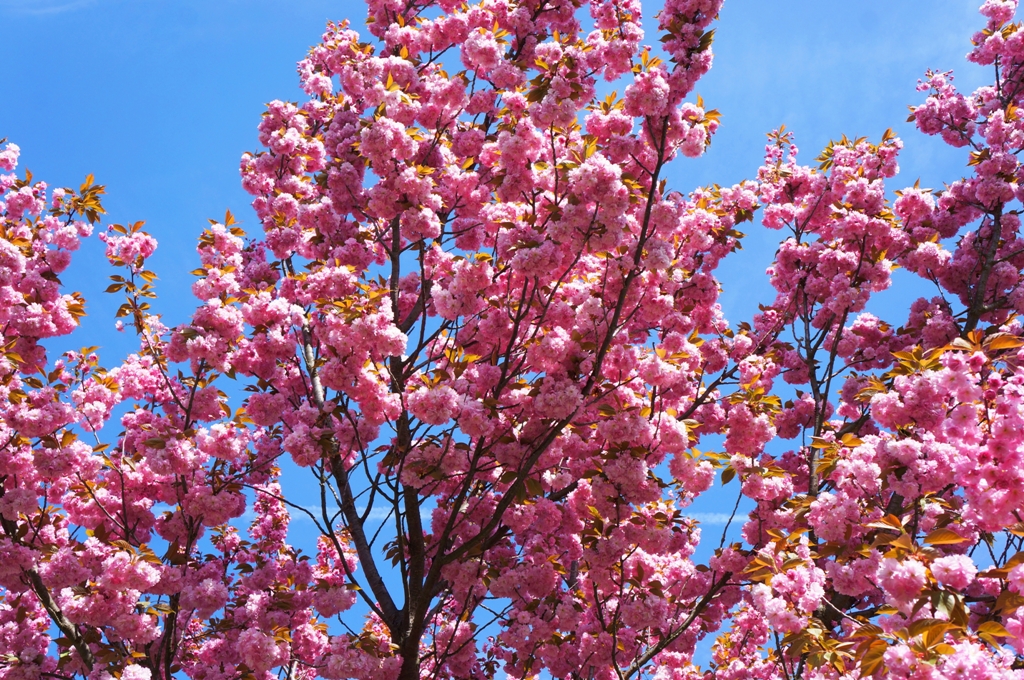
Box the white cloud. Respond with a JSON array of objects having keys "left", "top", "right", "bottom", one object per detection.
[{"left": 689, "top": 512, "right": 737, "bottom": 526}]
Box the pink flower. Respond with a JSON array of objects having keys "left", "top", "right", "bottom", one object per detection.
[
  {"left": 180, "top": 577, "right": 229, "bottom": 618},
  {"left": 462, "top": 29, "right": 501, "bottom": 73},
  {"left": 237, "top": 628, "right": 287, "bottom": 673},
  {"left": 121, "top": 665, "right": 152, "bottom": 680},
  {"left": 407, "top": 385, "right": 459, "bottom": 425},
  {"left": 931, "top": 554, "right": 977, "bottom": 590},
  {"left": 360, "top": 117, "right": 417, "bottom": 165},
  {"left": 980, "top": 0, "right": 1017, "bottom": 25},
  {"left": 401, "top": 206, "right": 442, "bottom": 240},
  {"left": 99, "top": 228, "right": 158, "bottom": 271},
  {"left": 877, "top": 557, "right": 927, "bottom": 611},
  {"left": 0, "top": 142, "right": 19, "bottom": 171},
  {"left": 624, "top": 69, "right": 670, "bottom": 117},
  {"left": 533, "top": 379, "right": 582, "bottom": 420}
]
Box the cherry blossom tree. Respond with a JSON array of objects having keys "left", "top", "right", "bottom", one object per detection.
[{"left": 6, "top": 0, "right": 1024, "bottom": 678}]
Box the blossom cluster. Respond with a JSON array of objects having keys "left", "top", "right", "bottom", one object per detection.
[{"left": 698, "top": 0, "right": 1024, "bottom": 676}]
